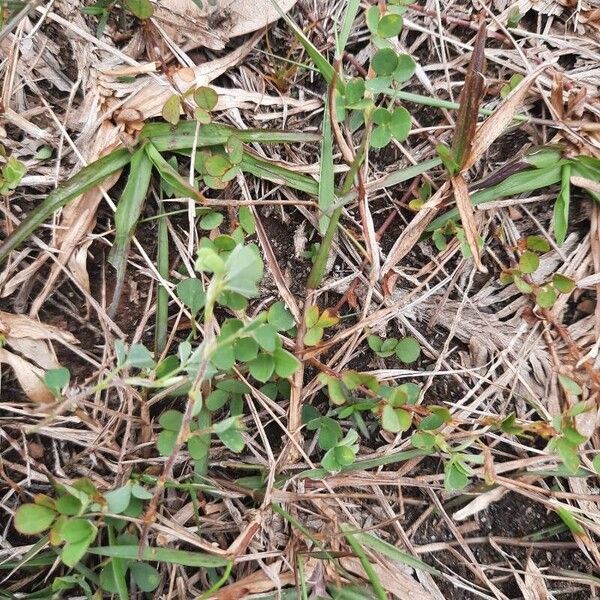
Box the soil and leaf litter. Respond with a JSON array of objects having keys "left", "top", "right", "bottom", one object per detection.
[{"left": 1, "top": 0, "right": 600, "bottom": 597}]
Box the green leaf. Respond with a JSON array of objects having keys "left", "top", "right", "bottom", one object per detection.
[
  {"left": 556, "top": 438, "right": 580, "bottom": 474},
  {"left": 536, "top": 285, "right": 557, "bottom": 309},
  {"left": 159, "top": 410, "right": 183, "bottom": 432},
  {"left": 303, "top": 326, "right": 324, "bottom": 346},
  {"left": 526, "top": 235, "right": 550, "bottom": 252},
  {"left": 211, "top": 344, "right": 235, "bottom": 370},
  {"left": 187, "top": 433, "right": 209, "bottom": 460},
  {"left": 350, "top": 531, "right": 439, "bottom": 575},
  {"left": 60, "top": 520, "right": 97, "bottom": 567},
  {"left": 249, "top": 353, "right": 275, "bottom": 383},
  {"left": 395, "top": 336, "right": 421, "bottom": 363},
  {"left": 157, "top": 430, "right": 177, "bottom": 456},
  {"left": 326, "top": 377, "right": 349, "bottom": 405},
  {"left": 592, "top": 454, "right": 600, "bottom": 475},
  {"left": 513, "top": 275, "right": 532, "bottom": 294},
  {"left": 317, "top": 417, "right": 343, "bottom": 450},
  {"left": 334, "top": 445, "right": 356, "bottom": 466},
  {"left": 14, "top": 504, "right": 56, "bottom": 535},
  {"left": 393, "top": 54, "right": 416, "bottom": 82},
  {"left": 194, "top": 86, "right": 218, "bottom": 111},
  {"left": 367, "top": 335, "right": 383, "bottom": 352},
  {"left": 205, "top": 155, "right": 230, "bottom": 177},
  {"left": 200, "top": 211, "right": 224, "bottom": 230},
  {"left": 253, "top": 324, "right": 279, "bottom": 352},
  {"left": 205, "top": 389, "right": 229, "bottom": 411},
  {"left": 217, "top": 428, "right": 245, "bottom": 452},
  {"left": 125, "top": 0, "right": 153, "bottom": 18},
  {"left": 381, "top": 405, "right": 411, "bottom": 433},
  {"left": 176, "top": 278, "right": 206, "bottom": 314},
  {"left": 370, "top": 125, "right": 392, "bottom": 149},
  {"left": 345, "top": 78, "right": 366, "bottom": 106},
  {"left": 273, "top": 348, "right": 300, "bottom": 378},
  {"left": 444, "top": 459, "right": 470, "bottom": 491},
  {"left": 553, "top": 274, "right": 575, "bottom": 294},
  {"left": 44, "top": 367, "right": 70, "bottom": 396},
  {"left": 161, "top": 95, "right": 181, "bottom": 125},
  {"left": 87, "top": 545, "right": 230, "bottom": 568},
  {"left": 558, "top": 375, "right": 582, "bottom": 395},
  {"left": 377, "top": 13, "right": 403, "bottom": 37},
  {"left": 389, "top": 106, "right": 411, "bottom": 142},
  {"left": 372, "top": 108, "right": 392, "bottom": 125},
  {"left": 365, "top": 6, "right": 380, "bottom": 34},
  {"left": 519, "top": 250, "right": 539, "bottom": 274},
  {"left": 321, "top": 448, "right": 342, "bottom": 473},
  {"left": 224, "top": 244, "right": 264, "bottom": 298},
  {"left": 305, "top": 305, "right": 319, "bottom": 328},
  {"left": 267, "top": 302, "right": 295, "bottom": 331},
  {"left": 234, "top": 337, "right": 259, "bottom": 362},
  {"left": 105, "top": 484, "right": 132, "bottom": 514},
  {"left": 131, "top": 484, "right": 152, "bottom": 500},
  {"left": 127, "top": 343, "right": 155, "bottom": 369},
  {"left": 371, "top": 48, "right": 398, "bottom": 76},
  {"left": 238, "top": 205, "right": 255, "bottom": 234},
  {"left": 410, "top": 431, "right": 436, "bottom": 450},
  {"left": 55, "top": 494, "right": 82, "bottom": 516},
  {"left": 130, "top": 561, "right": 161, "bottom": 592}
]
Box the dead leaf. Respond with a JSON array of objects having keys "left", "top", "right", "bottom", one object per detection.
[
  {"left": 452, "top": 174, "right": 487, "bottom": 272},
  {"left": 0, "top": 311, "right": 77, "bottom": 402},
  {"left": 0, "top": 348, "right": 53, "bottom": 404}
]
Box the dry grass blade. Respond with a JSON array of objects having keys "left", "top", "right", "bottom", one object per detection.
[
  {"left": 452, "top": 174, "right": 487, "bottom": 272},
  {"left": 381, "top": 182, "right": 450, "bottom": 277}
]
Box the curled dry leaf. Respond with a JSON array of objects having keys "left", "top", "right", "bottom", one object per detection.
[{"left": 0, "top": 311, "right": 77, "bottom": 403}]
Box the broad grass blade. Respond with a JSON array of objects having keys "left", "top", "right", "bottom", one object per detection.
[
  {"left": 87, "top": 546, "right": 230, "bottom": 568},
  {"left": 108, "top": 147, "right": 153, "bottom": 316},
  {"left": 0, "top": 148, "right": 132, "bottom": 263},
  {"left": 318, "top": 97, "right": 335, "bottom": 233},
  {"left": 143, "top": 122, "right": 319, "bottom": 152}
]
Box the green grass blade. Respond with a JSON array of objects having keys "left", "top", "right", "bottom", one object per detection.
[
  {"left": 350, "top": 531, "right": 439, "bottom": 575},
  {"left": 143, "top": 122, "right": 319, "bottom": 152},
  {"left": 0, "top": 147, "right": 131, "bottom": 263},
  {"left": 340, "top": 158, "right": 442, "bottom": 206},
  {"left": 155, "top": 199, "right": 169, "bottom": 355},
  {"left": 107, "top": 526, "right": 129, "bottom": 600},
  {"left": 269, "top": 0, "right": 339, "bottom": 89},
  {"left": 339, "top": 524, "right": 387, "bottom": 600},
  {"left": 553, "top": 163, "right": 571, "bottom": 246},
  {"left": 336, "top": 0, "right": 360, "bottom": 58},
  {"left": 571, "top": 156, "right": 600, "bottom": 203},
  {"left": 240, "top": 152, "right": 318, "bottom": 195},
  {"left": 108, "top": 146, "right": 153, "bottom": 317},
  {"left": 428, "top": 163, "right": 564, "bottom": 231},
  {"left": 307, "top": 206, "right": 341, "bottom": 289},
  {"left": 87, "top": 546, "right": 230, "bottom": 568},
  {"left": 318, "top": 96, "right": 335, "bottom": 233},
  {"left": 145, "top": 142, "right": 203, "bottom": 201}
]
